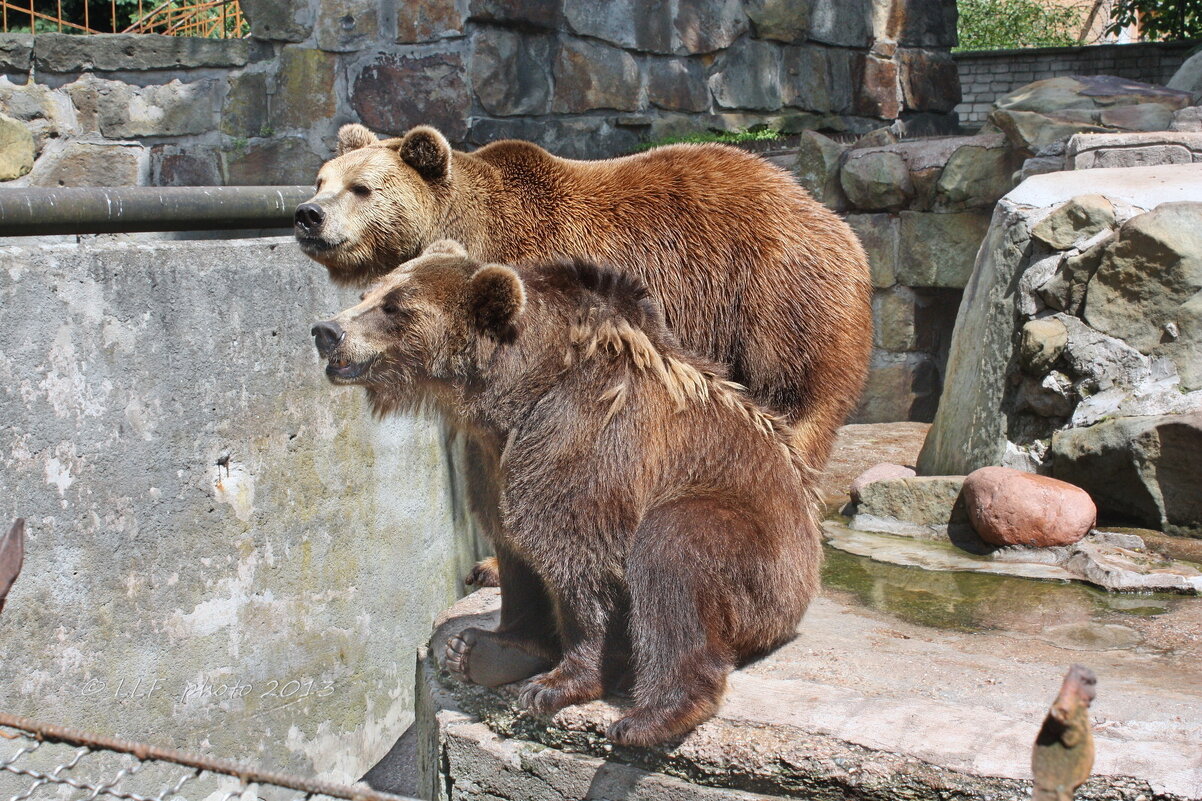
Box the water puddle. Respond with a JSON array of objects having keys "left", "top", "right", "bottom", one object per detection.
[{"left": 822, "top": 537, "right": 1184, "bottom": 648}]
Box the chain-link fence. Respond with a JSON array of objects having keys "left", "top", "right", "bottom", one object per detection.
[{"left": 0, "top": 714, "right": 417, "bottom": 801}]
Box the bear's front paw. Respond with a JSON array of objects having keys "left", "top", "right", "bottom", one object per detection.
[
  {"left": 517, "top": 670, "right": 600, "bottom": 715},
  {"left": 464, "top": 557, "right": 501, "bottom": 588}
]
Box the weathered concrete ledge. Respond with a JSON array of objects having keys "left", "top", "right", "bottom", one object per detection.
[{"left": 416, "top": 590, "right": 1202, "bottom": 801}]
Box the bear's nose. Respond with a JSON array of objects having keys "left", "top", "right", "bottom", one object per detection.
[
  {"left": 311, "top": 320, "right": 344, "bottom": 356},
  {"left": 295, "top": 202, "right": 325, "bottom": 234}
]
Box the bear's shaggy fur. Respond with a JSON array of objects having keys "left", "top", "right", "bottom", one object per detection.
[
  {"left": 313, "top": 242, "right": 822, "bottom": 746},
  {"left": 298, "top": 124, "right": 872, "bottom": 469}
]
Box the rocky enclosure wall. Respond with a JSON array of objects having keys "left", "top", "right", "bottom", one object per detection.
[
  {"left": 955, "top": 41, "right": 1197, "bottom": 127},
  {"left": 0, "top": 237, "right": 483, "bottom": 780},
  {"left": 0, "top": 0, "right": 960, "bottom": 186}
]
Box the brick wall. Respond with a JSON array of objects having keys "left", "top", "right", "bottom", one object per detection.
[
  {"left": 955, "top": 40, "right": 1197, "bottom": 127},
  {"left": 0, "top": 0, "right": 962, "bottom": 188}
]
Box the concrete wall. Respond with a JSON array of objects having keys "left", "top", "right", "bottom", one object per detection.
[
  {"left": 955, "top": 41, "right": 1197, "bottom": 127},
  {"left": 0, "top": 237, "right": 482, "bottom": 782},
  {"left": 0, "top": 0, "right": 960, "bottom": 185}
]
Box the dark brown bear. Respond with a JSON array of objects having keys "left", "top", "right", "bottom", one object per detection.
[{"left": 312, "top": 242, "right": 822, "bottom": 746}]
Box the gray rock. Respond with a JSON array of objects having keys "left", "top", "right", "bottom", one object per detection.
[
  {"left": 935, "top": 142, "right": 1018, "bottom": 210},
  {"left": 990, "top": 109, "right": 1110, "bottom": 152},
  {"left": 472, "top": 28, "right": 553, "bottom": 116},
  {"left": 780, "top": 44, "right": 833, "bottom": 112},
  {"left": 1084, "top": 203, "right": 1202, "bottom": 355},
  {"left": 646, "top": 58, "right": 709, "bottom": 112},
  {"left": 32, "top": 33, "right": 250, "bottom": 72},
  {"left": 240, "top": 0, "right": 311, "bottom": 41},
  {"left": 0, "top": 34, "right": 32, "bottom": 72},
  {"left": 744, "top": 0, "right": 810, "bottom": 41},
  {"left": 1017, "top": 253, "right": 1060, "bottom": 317},
  {"left": 563, "top": 0, "right": 672, "bottom": 53},
  {"left": 1170, "top": 106, "right": 1202, "bottom": 132},
  {"left": 222, "top": 137, "right": 322, "bottom": 186},
  {"left": 1167, "top": 49, "right": 1202, "bottom": 99},
  {"left": 808, "top": 0, "right": 871, "bottom": 47},
  {"left": 151, "top": 145, "right": 221, "bottom": 187},
  {"left": 84, "top": 78, "right": 220, "bottom": 139},
  {"left": 707, "top": 38, "right": 781, "bottom": 111},
  {"left": 872, "top": 285, "right": 920, "bottom": 352},
  {"left": 220, "top": 71, "right": 269, "bottom": 138},
  {"left": 793, "top": 130, "right": 847, "bottom": 210},
  {"left": 1052, "top": 412, "right": 1202, "bottom": 536},
  {"left": 269, "top": 48, "right": 337, "bottom": 132},
  {"left": 1020, "top": 318, "right": 1068, "bottom": 375},
  {"left": 673, "top": 0, "right": 750, "bottom": 53},
  {"left": 896, "top": 210, "right": 991, "bottom": 288},
  {"left": 351, "top": 50, "right": 470, "bottom": 140},
  {"left": 898, "top": 49, "right": 961, "bottom": 114},
  {"left": 468, "top": 0, "right": 559, "bottom": 28},
  {"left": 0, "top": 112, "right": 34, "bottom": 181},
  {"left": 1098, "top": 103, "right": 1176, "bottom": 132},
  {"left": 851, "top": 475, "right": 968, "bottom": 538},
  {"left": 1058, "top": 313, "right": 1153, "bottom": 394},
  {"left": 316, "top": 0, "right": 378, "bottom": 51},
  {"left": 1017, "top": 372, "right": 1073, "bottom": 418},
  {"left": 27, "top": 142, "right": 142, "bottom": 187},
  {"left": 553, "top": 37, "right": 641, "bottom": 113},
  {"left": 1030, "top": 194, "right": 1116, "bottom": 251},
  {"left": 1038, "top": 231, "right": 1113, "bottom": 314},
  {"left": 846, "top": 213, "right": 897, "bottom": 287},
  {"left": 840, "top": 150, "right": 912, "bottom": 211},
  {"left": 852, "top": 350, "right": 940, "bottom": 424},
  {"left": 996, "top": 75, "right": 1192, "bottom": 115},
  {"left": 917, "top": 202, "right": 1031, "bottom": 475}
]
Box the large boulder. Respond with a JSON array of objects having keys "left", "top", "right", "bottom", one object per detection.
[
  {"left": 988, "top": 75, "right": 1193, "bottom": 152},
  {"left": 918, "top": 164, "right": 1202, "bottom": 480},
  {"left": 1167, "top": 49, "right": 1202, "bottom": 99},
  {"left": 962, "top": 467, "right": 1095, "bottom": 548},
  {"left": 1051, "top": 413, "right": 1202, "bottom": 537}
]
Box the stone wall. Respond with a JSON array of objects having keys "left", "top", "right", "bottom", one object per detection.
[
  {"left": 955, "top": 41, "right": 1197, "bottom": 127},
  {"left": 792, "top": 129, "right": 1023, "bottom": 423},
  {"left": 0, "top": 237, "right": 483, "bottom": 781},
  {"left": 0, "top": 0, "right": 960, "bottom": 186}
]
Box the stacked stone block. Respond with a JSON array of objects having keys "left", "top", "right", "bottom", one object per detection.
[
  {"left": 793, "top": 129, "right": 1024, "bottom": 423},
  {"left": 0, "top": 0, "right": 960, "bottom": 186}
]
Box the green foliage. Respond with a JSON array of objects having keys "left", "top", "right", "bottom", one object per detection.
[
  {"left": 635, "top": 127, "right": 785, "bottom": 152},
  {"left": 955, "top": 0, "right": 1082, "bottom": 51},
  {"left": 1108, "top": 0, "right": 1202, "bottom": 40}
]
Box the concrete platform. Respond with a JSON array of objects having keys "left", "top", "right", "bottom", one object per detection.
[{"left": 416, "top": 588, "right": 1202, "bottom": 800}]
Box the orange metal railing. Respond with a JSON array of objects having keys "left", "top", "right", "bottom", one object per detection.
[{"left": 0, "top": 0, "right": 247, "bottom": 37}]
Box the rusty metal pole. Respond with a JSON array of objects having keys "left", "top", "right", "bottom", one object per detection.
[{"left": 0, "top": 186, "right": 312, "bottom": 236}]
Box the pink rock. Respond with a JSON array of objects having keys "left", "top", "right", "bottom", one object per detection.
[
  {"left": 963, "top": 467, "right": 1096, "bottom": 548},
  {"left": 850, "top": 463, "right": 917, "bottom": 501}
]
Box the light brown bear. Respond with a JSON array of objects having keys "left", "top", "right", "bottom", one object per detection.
[
  {"left": 296, "top": 124, "right": 872, "bottom": 469},
  {"left": 311, "top": 242, "right": 822, "bottom": 746},
  {"left": 297, "top": 125, "right": 868, "bottom": 686}
]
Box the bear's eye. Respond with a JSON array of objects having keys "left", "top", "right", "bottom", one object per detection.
[
  {"left": 381, "top": 301, "right": 401, "bottom": 316},
  {"left": 351, "top": 184, "right": 371, "bottom": 198}
]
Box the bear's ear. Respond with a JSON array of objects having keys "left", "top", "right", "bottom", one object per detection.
[
  {"left": 337, "top": 124, "right": 379, "bottom": 155},
  {"left": 467, "top": 265, "right": 525, "bottom": 339},
  {"left": 422, "top": 239, "right": 468, "bottom": 258},
  {"left": 399, "top": 126, "right": 452, "bottom": 182}
]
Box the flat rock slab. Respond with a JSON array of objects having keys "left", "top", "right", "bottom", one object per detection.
[{"left": 416, "top": 589, "right": 1202, "bottom": 800}]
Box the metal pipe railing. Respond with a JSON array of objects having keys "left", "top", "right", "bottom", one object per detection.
[{"left": 0, "top": 186, "right": 311, "bottom": 236}]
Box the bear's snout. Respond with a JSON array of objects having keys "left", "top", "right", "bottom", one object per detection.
[
  {"left": 295, "top": 202, "right": 326, "bottom": 235},
  {"left": 311, "top": 320, "right": 344, "bottom": 356}
]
